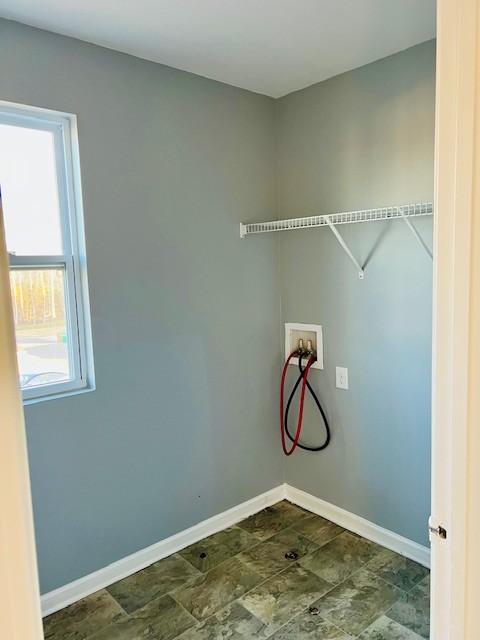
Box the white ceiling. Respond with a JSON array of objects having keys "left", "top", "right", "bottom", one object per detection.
[{"left": 0, "top": 0, "right": 436, "bottom": 98}]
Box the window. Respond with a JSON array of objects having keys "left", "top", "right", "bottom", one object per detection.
[{"left": 0, "top": 103, "right": 94, "bottom": 402}]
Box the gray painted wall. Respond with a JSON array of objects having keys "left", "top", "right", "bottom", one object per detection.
[
  {"left": 276, "top": 41, "right": 435, "bottom": 546},
  {"left": 0, "top": 19, "right": 434, "bottom": 592},
  {"left": 0, "top": 19, "right": 282, "bottom": 593}
]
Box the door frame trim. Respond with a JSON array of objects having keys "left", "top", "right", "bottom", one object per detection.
[
  {"left": 0, "top": 196, "right": 44, "bottom": 639},
  {"left": 431, "top": 0, "right": 480, "bottom": 637}
]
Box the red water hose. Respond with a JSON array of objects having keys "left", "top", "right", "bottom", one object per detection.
[{"left": 280, "top": 352, "right": 316, "bottom": 456}]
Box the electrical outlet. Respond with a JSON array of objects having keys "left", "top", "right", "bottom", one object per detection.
[{"left": 336, "top": 366, "right": 348, "bottom": 390}]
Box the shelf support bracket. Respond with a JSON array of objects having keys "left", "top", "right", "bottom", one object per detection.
[
  {"left": 325, "top": 216, "right": 364, "bottom": 279},
  {"left": 401, "top": 214, "right": 433, "bottom": 260}
]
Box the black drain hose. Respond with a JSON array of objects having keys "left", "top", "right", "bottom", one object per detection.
[{"left": 284, "top": 354, "right": 331, "bottom": 451}]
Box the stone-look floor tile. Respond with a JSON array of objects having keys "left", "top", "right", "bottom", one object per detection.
[
  {"left": 44, "top": 510, "right": 431, "bottom": 640},
  {"left": 238, "top": 528, "right": 319, "bottom": 578},
  {"left": 358, "top": 615, "right": 424, "bottom": 639},
  {"left": 366, "top": 549, "right": 429, "bottom": 591},
  {"left": 177, "top": 601, "right": 266, "bottom": 640},
  {"left": 43, "top": 589, "right": 126, "bottom": 640},
  {"left": 267, "top": 608, "right": 353, "bottom": 639},
  {"left": 236, "top": 501, "right": 309, "bottom": 541},
  {"left": 179, "top": 526, "right": 256, "bottom": 573},
  {"left": 299, "top": 531, "right": 382, "bottom": 585},
  {"left": 313, "top": 569, "right": 402, "bottom": 636},
  {"left": 107, "top": 554, "right": 200, "bottom": 613},
  {"left": 386, "top": 575, "right": 430, "bottom": 639},
  {"left": 291, "top": 515, "right": 345, "bottom": 547},
  {"left": 86, "top": 594, "right": 196, "bottom": 640},
  {"left": 173, "top": 557, "right": 263, "bottom": 621},
  {"left": 239, "top": 564, "right": 333, "bottom": 635}
]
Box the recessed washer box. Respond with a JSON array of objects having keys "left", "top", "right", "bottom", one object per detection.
[{"left": 285, "top": 323, "right": 324, "bottom": 370}]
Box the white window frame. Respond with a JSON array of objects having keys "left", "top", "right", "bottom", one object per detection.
[{"left": 1, "top": 101, "right": 94, "bottom": 403}]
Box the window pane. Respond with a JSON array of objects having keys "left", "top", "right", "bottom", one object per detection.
[
  {"left": 9, "top": 269, "right": 71, "bottom": 389},
  {"left": 0, "top": 123, "right": 63, "bottom": 255}
]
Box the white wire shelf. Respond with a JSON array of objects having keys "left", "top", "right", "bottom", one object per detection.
[
  {"left": 240, "top": 202, "right": 433, "bottom": 279},
  {"left": 240, "top": 202, "right": 433, "bottom": 238}
]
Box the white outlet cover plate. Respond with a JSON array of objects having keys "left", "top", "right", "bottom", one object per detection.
[
  {"left": 336, "top": 366, "right": 349, "bottom": 390},
  {"left": 285, "top": 322, "right": 324, "bottom": 370}
]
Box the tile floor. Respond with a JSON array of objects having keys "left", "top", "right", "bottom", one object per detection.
[{"left": 43, "top": 501, "right": 430, "bottom": 640}]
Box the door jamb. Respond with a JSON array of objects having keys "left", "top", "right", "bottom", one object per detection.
[
  {"left": 431, "top": 0, "right": 480, "bottom": 638},
  {"left": 0, "top": 196, "right": 44, "bottom": 639}
]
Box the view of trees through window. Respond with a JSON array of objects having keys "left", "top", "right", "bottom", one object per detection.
[{"left": 9, "top": 269, "right": 70, "bottom": 388}]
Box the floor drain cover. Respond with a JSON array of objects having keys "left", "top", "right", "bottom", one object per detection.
[
  {"left": 284, "top": 550, "right": 298, "bottom": 560},
  {"left": 308, "top": 606, "right": 320, "bottom": 616}
]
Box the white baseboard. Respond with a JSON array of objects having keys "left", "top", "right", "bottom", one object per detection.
[
  {"left": 41, "top": 482, "right": 430, "bottom": 617},
  {"left": 40, "top": 484, "right": 285, "bottom": 617},
  {"left": 284, "top": 485, "right": 430, "bottom": 568}
]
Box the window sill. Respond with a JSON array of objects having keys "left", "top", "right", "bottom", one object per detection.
[{"left": 23, "top": 383, "right": 96, "bottom": 406}]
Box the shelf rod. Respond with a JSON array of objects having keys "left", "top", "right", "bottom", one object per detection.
[
  {"left": 325, "top": 216, "right": 364, "bottom": 279},
  {"left": 401, "top": 214, "right": 433, "bottom": 260}
]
